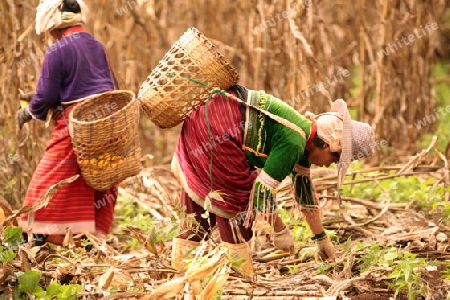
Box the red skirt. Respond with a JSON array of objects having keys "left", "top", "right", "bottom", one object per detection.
[
  {"left": 19, "top": 106, "right": 117, "bottom": 235},
  {"left": 172, "top": 92, "right": 257, "bottom": 218}
]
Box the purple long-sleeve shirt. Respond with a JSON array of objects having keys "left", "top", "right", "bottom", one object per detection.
[{"left": 29, "top": 31, "right": 115, "bottom": 120}]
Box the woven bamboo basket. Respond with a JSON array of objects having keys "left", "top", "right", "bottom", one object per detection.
[
  {"left": 69, "top": 90, "right": 142, "bottom": 191},
  {"left": 138, "top": 27, "right": 239, "bottom": 128}
]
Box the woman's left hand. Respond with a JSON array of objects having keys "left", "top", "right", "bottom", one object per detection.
[{"left": 273, "top": 226, "right": 295, "bottom": 253}]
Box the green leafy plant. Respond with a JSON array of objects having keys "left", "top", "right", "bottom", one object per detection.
[
  {"left": 14, "top": 271, "right": 82, "bottom": 300},
  {"left": 290, "top": 220, "right": 313, "bottom": 244},
  {"left": 4, "top": 226, "right": 23, "bottom": 249},
  {"left": 341, "top": 166, "right": 450, "bottom": 222},
  {"left": 0, "top": 227, "right": 83, "bottom": 299},
  {"left": 0, "top": 246, "right": 16, "bottom": 263},
  {"left": 354, "top": 242, "right": 400, "bottom": 276},
  {"left": 16, "top": 270, "right": 42, "bottom": 295},
  {"left": 387, "top": 252, "right": 428, "bottom": 300},
  {"left": 114, "top": 194, "right": 182, "bottom": 249},
  {"left": 286, "top": 264, "right": 299, "bottom": 275},
  {"left": 32, "top": 280, "right": 82, "bottom": 300},
  {"left": 0, "top": 226, "right": 21, "bottom": 264},
  {"left": 355, "top": 241, "right": 384, "bottom": 273},
  {"left": 80, "top": 237, "right": 92, "bottom": 249},
  {"left": 227, "top": 254, "right": 246, "bottom": 270},
  {"left": 439, "top": 261, "right": 450, "bottom": 280},
  {"left": 314, "top": 262, "right": 327, "bottom": 275},
  {"left": 353, "top": 241, "right": 428, "bottom": 299},
  {"left": 279, "top": 210, "right": 315, "bottom": 245}
]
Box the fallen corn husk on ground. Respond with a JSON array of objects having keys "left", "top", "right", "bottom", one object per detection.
[{"left": 141, "top": 245, "right": 230, "bottom": 300}]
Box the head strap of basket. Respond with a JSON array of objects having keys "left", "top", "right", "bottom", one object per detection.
[{"left": 138, "top": 27, "right": 239, "bottom": 128}]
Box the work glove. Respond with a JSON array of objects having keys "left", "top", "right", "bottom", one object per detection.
[
  {"left": 273, "top": 226, "right": 295, "bottom": 253},
  {"left": 16, "top": 107, "right": 33, "bottom": 129},
  {"left": 19, "top": 93, "right": 35, "bottom": 101},
  {"left": 314, "top": 234, "right": 335, "bottom": 262}
]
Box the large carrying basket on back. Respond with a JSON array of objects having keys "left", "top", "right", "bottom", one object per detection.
[
  {"left": 138, "top": 27, "right": 239, "bottom": 128},
  {"left": 69, "top": 90, "right": 142, "bottom": 191}
]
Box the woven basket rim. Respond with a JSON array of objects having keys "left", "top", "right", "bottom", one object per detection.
[
  {"left": 180, "top": 27, "right": 238, "bottom": 80},
  {"left": 137, "top": 27, "right": 239, "bottom": 100},
  {"left": 69, "top": 90, "right": 136, "bottom": 126}
]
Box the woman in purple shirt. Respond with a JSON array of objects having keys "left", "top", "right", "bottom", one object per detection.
[{"left": 16, "top": 0, "right": 118, "bottom": 246}]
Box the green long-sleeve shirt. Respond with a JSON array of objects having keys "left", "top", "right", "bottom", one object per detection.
[{"left": 242, "top": 90, "right": 317, "bottom": 206}]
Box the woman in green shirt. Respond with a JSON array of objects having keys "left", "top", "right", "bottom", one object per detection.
[{"left": 171, "top": 85, "right": 376, "bottom": 275}]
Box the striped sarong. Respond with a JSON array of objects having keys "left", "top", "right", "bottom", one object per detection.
[
  {"left": 172, "top": 91, "right": 258, "bottom": 218},
  {"left": 19, "top": 106, "right": 117, "bottom": 235}
]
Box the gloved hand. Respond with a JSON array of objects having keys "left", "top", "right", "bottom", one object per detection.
[
  {"left": 19, "top": 93, "right": 34, "bottom": 109},
  {"left": 19, "top": 93, "right": 35, "bottom": 101},
  {"left": 16, "top": 107, "right": 33, "bottom": 129},
  {"left": 273, "top": 226, "right": 295, "bottom": 253},
  {"left": 315, "top": 234, "right": 335, "bottom": 262}
]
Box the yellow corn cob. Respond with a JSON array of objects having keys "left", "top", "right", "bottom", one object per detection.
[
  {"left": 20, "top": 100, "right": 29, "bottom": 108},
  {"left": 78, "top": 153, "right": 123, "bottom": 173}
]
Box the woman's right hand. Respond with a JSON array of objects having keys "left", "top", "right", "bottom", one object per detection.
[
  {"left": 315, "top": 235, "right": 335, "bottom": 262},
  {"left": 19, "top": 93, "right": 35, "bottom": 101}
]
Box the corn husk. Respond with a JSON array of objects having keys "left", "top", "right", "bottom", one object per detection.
[
  {"left": 98, "top": 267, "right": 115, "bottom": 290},
  {"left": 144, "top": 277, "right": 186, "bottom": 300},
  {"left": 184, "top": 247, "right": 228, "bottom": 282},
  {"left": 199, "top": 264, "right": 231, "bottom": 300}
]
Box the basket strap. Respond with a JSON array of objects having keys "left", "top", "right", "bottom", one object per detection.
[
  {"left": 102, "top": 47, "right": 120, "bottom": 90},
  {"left": 222, "top": 91, "right": 307, "bottom": 140}
]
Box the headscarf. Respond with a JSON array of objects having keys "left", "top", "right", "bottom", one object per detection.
[
  {"left": 306, "top": 99, "right": 376, "bottom": 189},
  {"left": 36, "top": 0, "right": 89, "bottom": 34},
  {"left": 315, "top": 112, "right": 344, "bottom": 153}
]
